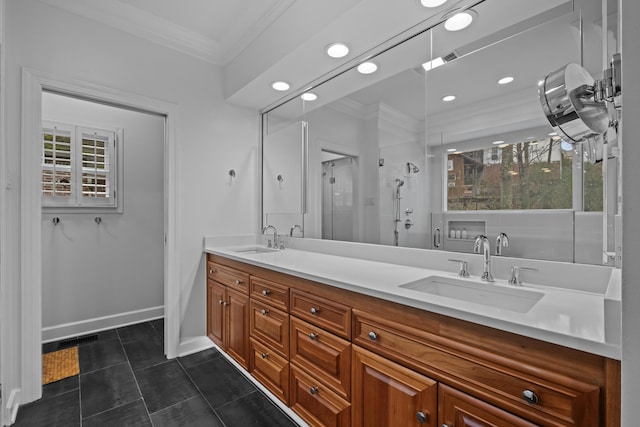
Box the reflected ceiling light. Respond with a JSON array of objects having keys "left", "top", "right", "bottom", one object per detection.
[
  {"left": 549, "top": 132, "right": 557, "bottom": 136},
  {"left": 357, "top": 62, "right": 378, "bottom": 74},
  {"left": 442, "top": 95, "right": 456, "bottom": 102},
  {"left": 498, "top": 76, "right": 514, "bottom": 85},
  {"left": 498, "top": 143, "right": 509, "bottom": 148},
  {"left": 422, "top": 57, "right": 445, "bottom": 71},
  {"left": 326, "top": 42, "right": 349, "bottom": 58},
  {"left": 444, "top": 9, "right": 476, "bottom": 31},
  {"left": 271, "top": 81, "right": 290, "bottom": 91},
  {"left": 301, "top": 92, "right": 317, "bottom": 101},
  {"left": 420, "top": 0, "right": 447, "bottom": 7},
  {"left": 447, "top": 148, "right": 457, "bottom": 152},
  {"left": 492, "top": 140, "right": 505, "bottom": 145}
]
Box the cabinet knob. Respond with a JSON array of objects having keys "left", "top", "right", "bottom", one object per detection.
[
  {"left": 262, "top": 289, "right": 270, "bottom": 296},
  {"left": 441, "top": 425, "right": 451, "bottom": 427},
  {"left": 261, "top": 352, "right": 268, "bottom": 359},
  {"left": 260, "top": 309, "right": 269, "bottom": 315},
  {"left": 209, "top": 268, "right": 216, "bottom": 274},
  {"left": 368, "top": 331, "right": 378, "bottom": 341},
  {"left": 218, "top": 300, "right": 226, "bottom": 305},
  {"left": 309, "top": 332, "right": 318, "bottom": 340},
  {"left": 235, "top": 279, "right": 244, "bottom": 285},
  {"left": 416, "top": 411, "right": 428, "bottom": 423},
  {"left": 310, "top": 307, "right": 320, "bottom": 315},
  {"left": 522, "top": 389, "right": 539, "bottom": 405},
  {"left": 309, "top": 386, "right": 318, "bottom": 395}
]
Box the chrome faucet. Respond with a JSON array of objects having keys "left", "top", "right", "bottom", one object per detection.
[
  {"left": 508, "top": 266, "right": 538, "bottom": 286},
  {"left": 262, "top": 225, "right": 278, "bottom": 248},
  {"left": 496, "top": 232, "right": 509, "bottom": 256},
  {"left": 289, "top": 224, "right": 303, "bottom": 237},
  {"left": 473, "top": 235, "right": 494, "bottom": 282}
]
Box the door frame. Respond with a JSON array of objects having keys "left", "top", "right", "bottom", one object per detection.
[{"left": 20, "top": 68, "right": 180, "bottom": 403}]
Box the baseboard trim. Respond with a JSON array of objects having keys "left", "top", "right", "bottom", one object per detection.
[
  {"left": 41, "top": 306, "right": 164, "bottom": 343},
  {"left": 7, "top": 388, "right": 20, "bottom": 425},
  {"left": 178, "top": 336, "right": 214, "bottom": 357}
]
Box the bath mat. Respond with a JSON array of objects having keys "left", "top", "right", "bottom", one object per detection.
[{"left": 42, "top": 347, "right": 79, "bottom": 385}]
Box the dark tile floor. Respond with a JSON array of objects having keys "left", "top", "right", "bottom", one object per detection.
[{"left": 15, "top": 319, "right": 300, "bottom": 426}]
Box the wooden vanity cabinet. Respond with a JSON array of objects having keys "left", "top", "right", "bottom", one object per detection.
[{"left": 206, "top": 254, "right": 620, "bottom": 427}]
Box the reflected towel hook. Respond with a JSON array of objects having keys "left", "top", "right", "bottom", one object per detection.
[
  {"left": 228, "top": 169, "right": 236, "bottom": 178},
  {"left": 95, "top": 217, "right": 102, "bottom": 225},
  {"left": 52, "top": 217, "right": 60, "bottom": 226},
  {"left": 277, "top": 174, "right": 284, "bottom": 183}
]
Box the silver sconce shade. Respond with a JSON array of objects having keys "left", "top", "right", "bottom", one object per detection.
[{"left": 538, "top": 63, "right": 609, "bottom": 143}]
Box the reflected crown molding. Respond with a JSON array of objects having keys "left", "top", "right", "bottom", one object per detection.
[{"left": 328, "top": 98, "right": 423, "bottom": 143}]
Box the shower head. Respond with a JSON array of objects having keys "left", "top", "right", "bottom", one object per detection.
[
  {"left": 395, "top": 179, "right": 405, "bottom": 188},
  {"left": 407, "top": 162, "right": 420, "bottom": 174}
]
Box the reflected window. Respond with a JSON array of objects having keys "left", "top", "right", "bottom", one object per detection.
[{"left": 447, "top": 138, "right": 603, "bottom": 211}]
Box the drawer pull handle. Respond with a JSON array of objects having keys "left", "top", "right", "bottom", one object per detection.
[
  {"left": 369, "top": 331, "right": 378, "bottom": 341},
  {"left": 262, "top": 289, "right": 270, "bottom": 296},
  {"left": 522, "top": 389, "right": 539, "bottom": 405},
  {"left": 310, "top": 307, "right": 320, "bottom": 315},
  {"left": 309, "top": 386, "right": 318, "bottom": 395},
  {"left": 219, "top": 300, "right": 229, "bottom": 306},
  {"left": 441, "top": 425, "right": 450, "bottom": 427},
  {"left": 260, "top": 309, "right": 269, "bottom": 315},
  {"left": 261, "top": 352, "right": 268, "bottom": 359},
  {"left": 235, "top": 279, "right": 244, "bottom": 285},
  {"left": 309, "top": 332, "right": 318, "bottom": 340},
  {"left": 416, "top": 411, "right": 428, "bottom": 423}
]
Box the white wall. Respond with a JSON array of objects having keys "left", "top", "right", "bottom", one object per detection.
[
  {"left": 40, "top": 93, "right": 164, "bottom": 340},
  {"left": 2, "top": 0, "right": 259, "bottom": 406},
  {"left": 621, "top": 0, "right": 640, "bottom": 423}
]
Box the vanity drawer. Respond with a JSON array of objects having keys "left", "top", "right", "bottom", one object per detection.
[
  {"left": 207, "top": 262, "right": 249, "bottom": 294},
  {"left": 290, "top": 289, "right": 351, "bottom": 339},
  {"left": 249, "top": 299, "right": 289, "bottom": 357},
  {"left": 249, "top": 338, "right": 289, "bottom": 405},
  {"left": 290, "top": 316, "right": 351, "bottom": 400},
  {"left": 289, "top": 364, "right": 351, "bottom": 427},
  {"left": 353, "top": 310, "right": 600, "bottom": 426},
  {"left": 250, "top": 276, "right": 289, "bottom": 312}
]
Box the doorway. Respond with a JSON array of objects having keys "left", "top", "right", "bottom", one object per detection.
[
  {"left": 40, "top": 92, "right": 165, "bottom": 342},
  {"left": 321, "top": 151, "right": 356, "bottom": 241},
  {"left": 19, "top": 69, "right": 179, "bottom": 404}
]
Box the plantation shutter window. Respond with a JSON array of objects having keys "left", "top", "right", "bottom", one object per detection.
[{"left": 42, "top": 121, "right": 118, "bottom": 209}]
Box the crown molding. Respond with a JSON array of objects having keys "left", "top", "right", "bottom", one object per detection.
[{"left": 37, "top": 0, "right": 294, "bottom": 65}]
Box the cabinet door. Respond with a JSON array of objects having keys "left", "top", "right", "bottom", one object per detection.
[
  {"left": 352, "top": 345, "right": 437, "bottom": 427},
  {"left": 249, "top": 338, "right": 289, "bottom": 404},
  {"left": 226, "top": 287, "right": 250, "bottom": 369},
  {"left": 207, "top": 280, "right": 225, "bottom": 348},
  {"left": 290, "top": 364, "right": 351, "bottom": 427},
  {"left": 439, "top": 384, "right": 538, "bottom": 427}
]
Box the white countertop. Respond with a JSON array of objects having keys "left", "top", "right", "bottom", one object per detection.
[{"left": 204, "top": 235, "right": 621, "bottom": 360}]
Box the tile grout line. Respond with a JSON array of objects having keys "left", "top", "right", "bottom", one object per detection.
[{"left": 120, "top": 325, "right": 157, "bottom": 427}]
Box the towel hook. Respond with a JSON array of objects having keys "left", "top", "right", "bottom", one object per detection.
[
  {"left": 52, "top": 217, "right": 60, "bottom": 226},
  {"left": 94, "top": 217, "right": 102, "bottom": 225}
]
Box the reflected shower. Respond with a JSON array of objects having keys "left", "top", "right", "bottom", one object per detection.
[{"left": 406, "top": 162, "right": 420, "bottom": 174}]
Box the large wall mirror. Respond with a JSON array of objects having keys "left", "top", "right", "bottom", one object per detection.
[{"left": 261, "top": 0, "right": 620, "bottom": 266}]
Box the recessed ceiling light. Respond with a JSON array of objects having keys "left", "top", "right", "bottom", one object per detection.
[
  {"left": 422, "top": 57, "right": 445, "bottom": 71},
  {"left": 498, "top": 76, "right": 514, "bottom": 85},
  {"left": 326, "top": 43, "right": 349, "bottom": 58},
  {"left": 492, "top": 140, "right": 505, "bottom": 145},
  {"left": 301, "top": 92, "right": 317, "bottom": 101},
  {"left": 420, "top": 0, "right": 447, "bottom": 7},
  {"left": 442, "top": 95, "right": 456, "bottom": 102},
  {"left": 444, "top": 10, "right": 475, "bottom": 31},
  {"left": 357, "top": 62, "right": 378, "bottom": 74},
  {"left": 271, "top": 81, "right": 290, "bottom": 91},
  {"left": 447, "top": 148, "right": 457, "bottom": 152}
]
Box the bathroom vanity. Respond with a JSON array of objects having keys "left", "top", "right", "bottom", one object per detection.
[{"left": 204, "top": 236, "right": 620, "bottom": 427}]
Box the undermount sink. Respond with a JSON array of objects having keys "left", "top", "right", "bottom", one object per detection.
[
  {"left": 399, "top": 276, "right": 544, "bottom": 313},
  {"left": 232, "top": 246, "right": 280, "bottom": 255}
]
